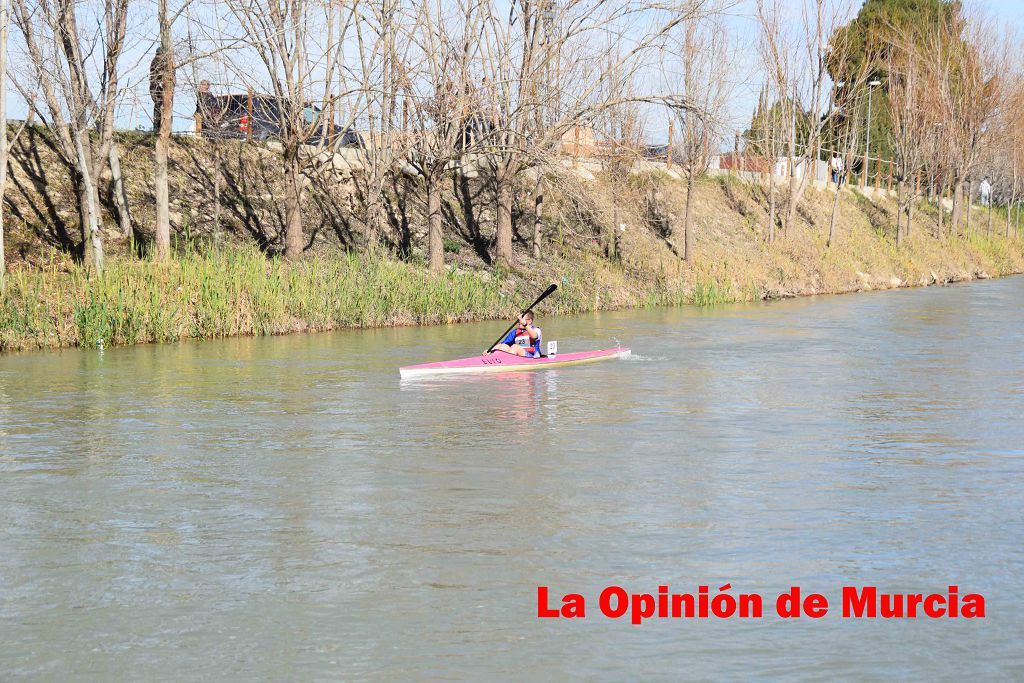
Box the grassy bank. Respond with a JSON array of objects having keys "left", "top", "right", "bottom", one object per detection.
[
  {"left": 5, "top": 166, "right": 1024, "bottom": 353},
  {"left": 1, "top": 248, "right": 499, "bottom": 351},
  {"left": 1, "top": 244, "right": 756, "bottom": 351},
  {"left": 3, "top": 230, "right": 1021, "bottom": 353}
]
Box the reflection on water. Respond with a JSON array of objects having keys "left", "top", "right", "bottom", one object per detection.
[
  {"left": 2, "top": 279, "right": 1024, "bottom": 679},
  {"left": 402, "top": 370, "right": 557, "bottom": 425}
]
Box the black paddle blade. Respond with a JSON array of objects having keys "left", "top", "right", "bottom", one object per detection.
[{"left": 533, "top": 283, "right": 557, "bottom": 308}]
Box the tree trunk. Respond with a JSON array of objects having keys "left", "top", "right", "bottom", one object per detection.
[
  {"left": 532, "top": 177, "right": 543, "bottom": 259},
  {"left": 213, "top": 143, "right": 222, "bottom": 240},
  {"left": 283, "top": 149, "right": 304, "bottom": 260},
  {"left": 608, "top": 203, "right": 619, "bottom": 260},
  {"left": 77, "top": 177, "right": 91, "bottom": 264},
  {"left": 108, "top": 141, "right": 133, "bottom": 240},
  {"left": 1007, "top": 194, "right": 1015, "bottom": 240},
  {"left": 784, "top": 108, "right": 796, "bottom": 237},
  {"left": 987, "top": 202, "right": 993, "bottom": 237},
  {"left": 785, "top": 164, "right": 798, "bottom": 237},
  {"left": 90, "top": 182, "right": 104, "bottom": 269},
  {"left": 0, "top": 0, "right": 7, "bottom": 281},
  {"left": 74, "top": 135, "right": 104, "bottom": 271},
  {"left": 895, "top": 181, "right": 904, "bottom": 246},
  {"left": 154, "top": 132, "right": 171, "bottom": 258},
  {"left": 905, "top": 195, "right": 913, "bottom": 243},
  {"left": 154, "top": 0, "right": 173, "bottom": 260},
  {"left": 682, "top": 168, "right": 696, "bottom": 261},
  {"left": 494, "top": 177, "right": 513, "bottom": 265},
  {"left": 951, "top": 177, "right": 963, "bottom": 237},
  {"left": 965, "top": 180, "right": 972, "bottom": 236},
  {"left": 427, "top": 178, "right": 443, "bottom": 272},
  {"left": 827, "top": 185, "right": 842, "bottom": 248},
  {"left": 767, "top": 172, "right": 776, "bottom": 244},
  {"left": 936, "top": 182, "right": 944, "bottom": 238},
  {"left": 364, "top": 195, "right": 383, "bottom": 249}
]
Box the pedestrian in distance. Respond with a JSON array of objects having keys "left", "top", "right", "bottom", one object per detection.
[
  {"left": 831, "top": 153, "right": 845, "bottom": 186},
  {"left": 979, "top": 177, "right": 992, "bottom": 207}
]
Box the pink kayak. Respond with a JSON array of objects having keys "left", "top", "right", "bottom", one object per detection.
[{"left": 399, "top": 347, "right": 631, "bottom": 379}]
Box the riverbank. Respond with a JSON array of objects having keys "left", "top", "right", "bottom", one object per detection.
[
  {"left": 3, "top": 138, "right": 1024, "bottom": 351},
  {"left": 3, "top": 206, "right": 1022, "bottom": 352}
]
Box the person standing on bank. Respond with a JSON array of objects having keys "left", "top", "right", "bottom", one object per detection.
[
  {"left": 980, "top": 177, "right": 992, "bottom": 207},
  {"left": 831, "top": 153, "right": 845, "bottom": 186}
]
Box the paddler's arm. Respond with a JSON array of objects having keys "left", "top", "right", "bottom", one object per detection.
[{"left": 486, "top": 328, "right": 516, "bottom": 354}]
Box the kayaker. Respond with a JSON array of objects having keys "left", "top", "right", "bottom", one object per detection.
[{"left": 489, "top": 311, "right": 543, "bottom": 357}]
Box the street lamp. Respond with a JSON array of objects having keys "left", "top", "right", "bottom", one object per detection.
[{"left": 864, "top": 79, "right": 882, "bottom": 188}]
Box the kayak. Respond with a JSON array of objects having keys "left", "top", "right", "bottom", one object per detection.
[{"left": 399, "top": 347, "right": 631, "bottom": 379}]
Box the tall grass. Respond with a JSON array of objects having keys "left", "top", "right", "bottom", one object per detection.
[
  {"left": 689, "top": 277, "right": 732, "bottom": 306},
  {"left": 0, "top": 247, "right": 510, "bottom": 351},
  {"left": 0, "top": 242, "right": 755, "bottom": 352}
]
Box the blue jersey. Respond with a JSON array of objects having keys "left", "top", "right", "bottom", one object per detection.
[{"left": 503, "top": 325, "right": 542, "bottom": 357}]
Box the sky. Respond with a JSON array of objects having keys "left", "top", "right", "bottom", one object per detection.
[
  {"left": 650, "top": 0, "right": 1024, "bottom": 147},
  {"left": 3, "top": 0, "right": 1024, "bottom": 142}
]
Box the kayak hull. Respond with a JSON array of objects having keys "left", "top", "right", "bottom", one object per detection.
[{"left": 399, "top": 347, "right": 630, "bottom": 379}]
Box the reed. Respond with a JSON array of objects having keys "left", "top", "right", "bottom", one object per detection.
[
  {"left": 0, "top": 246, "right": 510, "bottom": 351},
  {"left": 689, "top": 277, "right": 732, "bottom": 307}
]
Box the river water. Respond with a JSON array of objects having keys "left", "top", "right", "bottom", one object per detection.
[{"left": 2, "top": 278, "right": 1023, "bottom": 679}]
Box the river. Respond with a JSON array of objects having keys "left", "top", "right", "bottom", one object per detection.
[{"left": 2, "top": 278, "right": 1023, "bottom": 679}]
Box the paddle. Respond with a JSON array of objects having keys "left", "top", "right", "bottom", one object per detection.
[{"left": 485, "top": 283, "right": 557, "bottom": 354}]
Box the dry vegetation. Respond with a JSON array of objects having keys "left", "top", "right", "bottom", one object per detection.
[{"left": 2, "top": 131, "right": 1021, "bottom": 352}]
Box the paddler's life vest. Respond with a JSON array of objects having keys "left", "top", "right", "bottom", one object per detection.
[{"left": 504, "top": 325, "right": 542, "bottom": 356}]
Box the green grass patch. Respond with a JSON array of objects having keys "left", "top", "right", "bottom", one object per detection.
[
  {"left": 0, "top": 246, "right": 507, "bottom": 351},
  {"left": 689, "top": 277, "right": 732, "bottom": 307}
]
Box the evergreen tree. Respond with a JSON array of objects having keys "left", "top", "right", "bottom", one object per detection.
[{"left": 827, "top": 0, "right": 963, "bottom": 162}]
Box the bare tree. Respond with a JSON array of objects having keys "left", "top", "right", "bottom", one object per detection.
[
  {"left": 593, "top": 50, "right": 644, "bottom": 261},
  {"left": 219, "top": 0, "right": 356, "bottom": 259},
  {"left": 12, "top": 0, "right": 131, "bottom": 270},
  {"left": 884, "top": 25, "right": 935, "bottom": 246},
  {"left": 824, "top": 29, "right": 871, "bottom": 247},
  {"left": 150, "top": 0, "right": 183, "bottom": 258},
  {"left": 667, "top": 10, "right": 730, "bottom": 261},
  {"left": 346, "top": 0, "right": 411, "bottom": 249},
  {"left": 930, "top": 14, "right": 1002, "bottom": 237},
  {"left": 402, "top": 0, "right": 483, "bottom": 271},
  {"left": 785, "top": 1, "right": 849, "bottom": 236},
  {"left": 753, "top": 0, "right": 794, "bottom": 244},
  {"left": 477, "top": 0, "right": 701, "bottom": 266}
]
